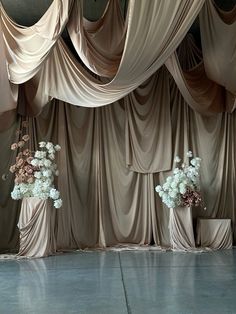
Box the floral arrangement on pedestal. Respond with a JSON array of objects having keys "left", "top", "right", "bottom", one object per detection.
[
  {"left": 9, "top": 123, "right": 62, "bottom": 208},
  {"left": 155, "top": 151, "right": 203, "bottom": 209}
]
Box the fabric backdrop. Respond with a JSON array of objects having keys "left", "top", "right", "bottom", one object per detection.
[{"left": 0, "top": 0, "right": 236, "bottom": 251}]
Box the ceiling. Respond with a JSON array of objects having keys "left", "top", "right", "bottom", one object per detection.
[
  {"left": 1, "top": 0, "right": 235, "bottom": 26},
  {"left": 0, "top": 0, "right": 128, "bottom": 26},
  {"left": 1, "top": 0, "right": 235, "bottom": 48}
]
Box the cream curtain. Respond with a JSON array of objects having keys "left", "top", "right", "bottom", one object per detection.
[
  {"left": 0, "top": 17, "right": 18, "bottom": 113},
  {"left": 1, "top": 76, "right": 236, "bottom": 251},
  {"left": 30, "top": 0, "right": 204, "bottom": 110},
  {"left": 125, "top": 66, "right": 172, "bottom": 173},
  {"left": 200, "top": 0, "right": 236, "bottom": 95},
  {"left": 165, "top": 35, "right": 236, "bottom": 115},
  {"left": 1, "top": 0, "right": 236, "bottom": 252},
  {"left": 67, "top": 0, "right": 126, "bottom": 77},
  {"left": 0, "top": 0, "right": 72, "bottom": 84}
]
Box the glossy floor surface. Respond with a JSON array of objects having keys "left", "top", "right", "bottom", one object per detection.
[{"left": 0, "top": 249, "right": 236, "bottom": 314}]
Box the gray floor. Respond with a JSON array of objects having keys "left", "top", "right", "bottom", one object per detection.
[{"left": 0, "top": 250, "right": 236, "bottom": 314}]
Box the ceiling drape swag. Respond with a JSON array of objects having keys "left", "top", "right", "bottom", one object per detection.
[
  {"left": 200, "top": 0, "right": 236, "bottom": 95},
  {"left": 165, "top": 34, "right": 236, "bottom": 115},
  {"left": 0, "top": 0, "right": 73, "bottom": 84},
  {"left": 0, "top": 14, "right": 18, "bottom": 114},
  {"left": 67, "top": 0, "right": 126, "bottom": 77},
  {"left": 30, "top": 0, "right": 205, "bottom": 109}
]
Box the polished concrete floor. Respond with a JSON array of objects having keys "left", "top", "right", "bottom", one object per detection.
[{"left": 0, "top": 249, "right": 236, "bottom": 314}]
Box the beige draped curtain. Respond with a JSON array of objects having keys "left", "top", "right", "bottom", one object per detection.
[
  {"left": 1, "top": 0, "right": 236, "bottom": 252},
  {"left": 67, "top": 0, "right": 126, "bottom": 77},
  {"left": 200, "top": 0, "right": 236, "bottom": 95},
  {"left": 0, "top": 0, "right": 72, "bottom": 84},
  {"left": 165, "top": 35, "right": 235, "bottom": 115}
]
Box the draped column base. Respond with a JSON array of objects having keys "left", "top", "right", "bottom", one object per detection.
[
  {"left": 169, "top": 206, "right": 195, "bottom": 251},
  {"left": 17, "top": 197, "right": 56, "bottom": 258}
]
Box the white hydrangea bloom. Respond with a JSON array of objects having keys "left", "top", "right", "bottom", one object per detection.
[
  {"left": 11, "top": 140, "right": 62, "bottom": 209},
  {"left": 186, "top": 151, "right": 193, "bottom": 158},
  {"left": 44, "top": 159, "right": 52, "bottom": 167},
  {"left": 155, "top": 153, "right": 202, "bottom": 209},
  {"left": 35, "top": 151, "right": 46, "bottom": 159},
  {"left": 50, "top": 188, "right": 60, "bottom": 200},
  {"left": 46, "top": 142, "right": 54, "bottom": 151},
  {"left": 11, "top": 186, "right": 22, "bottom": 200},
  {"left": 31, "top": 159, "right": 39, "bottom": 167},
  {"left": 39, "top": 141, "right": 46, "bottom": 148},
  {"left": 34, "top": 172, "right": 42, "bottom": 179},
  {"left": 174, "top": 156, "right": 181, "bottom": 163},
  {"left": 48, "top": 153, "right": 55, "bottom": 160},
  {"left": 155, "top": 185, "right": 162, "bottom": 193},
  {"left": 54, "top": 145, "right": 61, "bottom": 152},
  {"left": 54, "top": 199, "right": 62, "bottom": 208}
]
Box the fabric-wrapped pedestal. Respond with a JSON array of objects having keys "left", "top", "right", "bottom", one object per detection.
[
  {"left": 169, "top": 206, "right": 195, "bottom": 251},
  {"left": 17, "top": 197, "right": 56, "bottom": 258}
]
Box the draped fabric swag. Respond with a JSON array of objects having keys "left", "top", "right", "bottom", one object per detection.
[{"left": 0, "top": 0, "right": 236, "bottom": 251}]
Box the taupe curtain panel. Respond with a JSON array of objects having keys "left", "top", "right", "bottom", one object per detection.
[{"left": 1, "top": 0, "right": 236, "bottom": 251}]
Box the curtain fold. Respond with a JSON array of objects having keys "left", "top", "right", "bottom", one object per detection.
[
  {"left": 125, "top": 66, "right": 172, "bottom": 173},
  {"left": 2, "top": 0, "right": 236, "bottom": 253},
  {"left": 200, "top": 0, "right": 236, "bottom": 95},
  {"left": 0, "top": 0, "right": 73, "bottom": 84},
  {"left": 32, "top": 0, "right": 204, "bottom": 109},
  {"left": 165, "top": 35, "right": 235, "bottom": 115},
  {"left": 0, "top": 115, "right": 20, "bottom": 251},
  {"left": 0, "top": 17, "right": 18, "bottom": 113},
  {"left": 67, "top": 0, "right": 126, "bottom": 77}
]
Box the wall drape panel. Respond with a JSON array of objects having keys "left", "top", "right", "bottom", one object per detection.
[
  {"left": 0, "top": 17, "right": 18, "bottom": 113},
  {"left": 1, "top": 74, "right": 236, "bottom": 250},
  {"left": 125, "top": 67, "right": 172, "bottom": 173},
  {"left": 165, "top": 35, "right": 235, "bottom": 115},
  {"left": 0, "top": 116, "right": 20, "bottom": 251},
  {"left": 200, "top": 0, "right": 236, "bottom": 96}
]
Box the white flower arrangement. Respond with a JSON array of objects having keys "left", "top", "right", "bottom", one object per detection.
[
  {"left": 155, "top": 151, "right": 203, "bottom": 209},
  {"left": 9, "top": 126, "right": 63, "bottom": 209}
]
